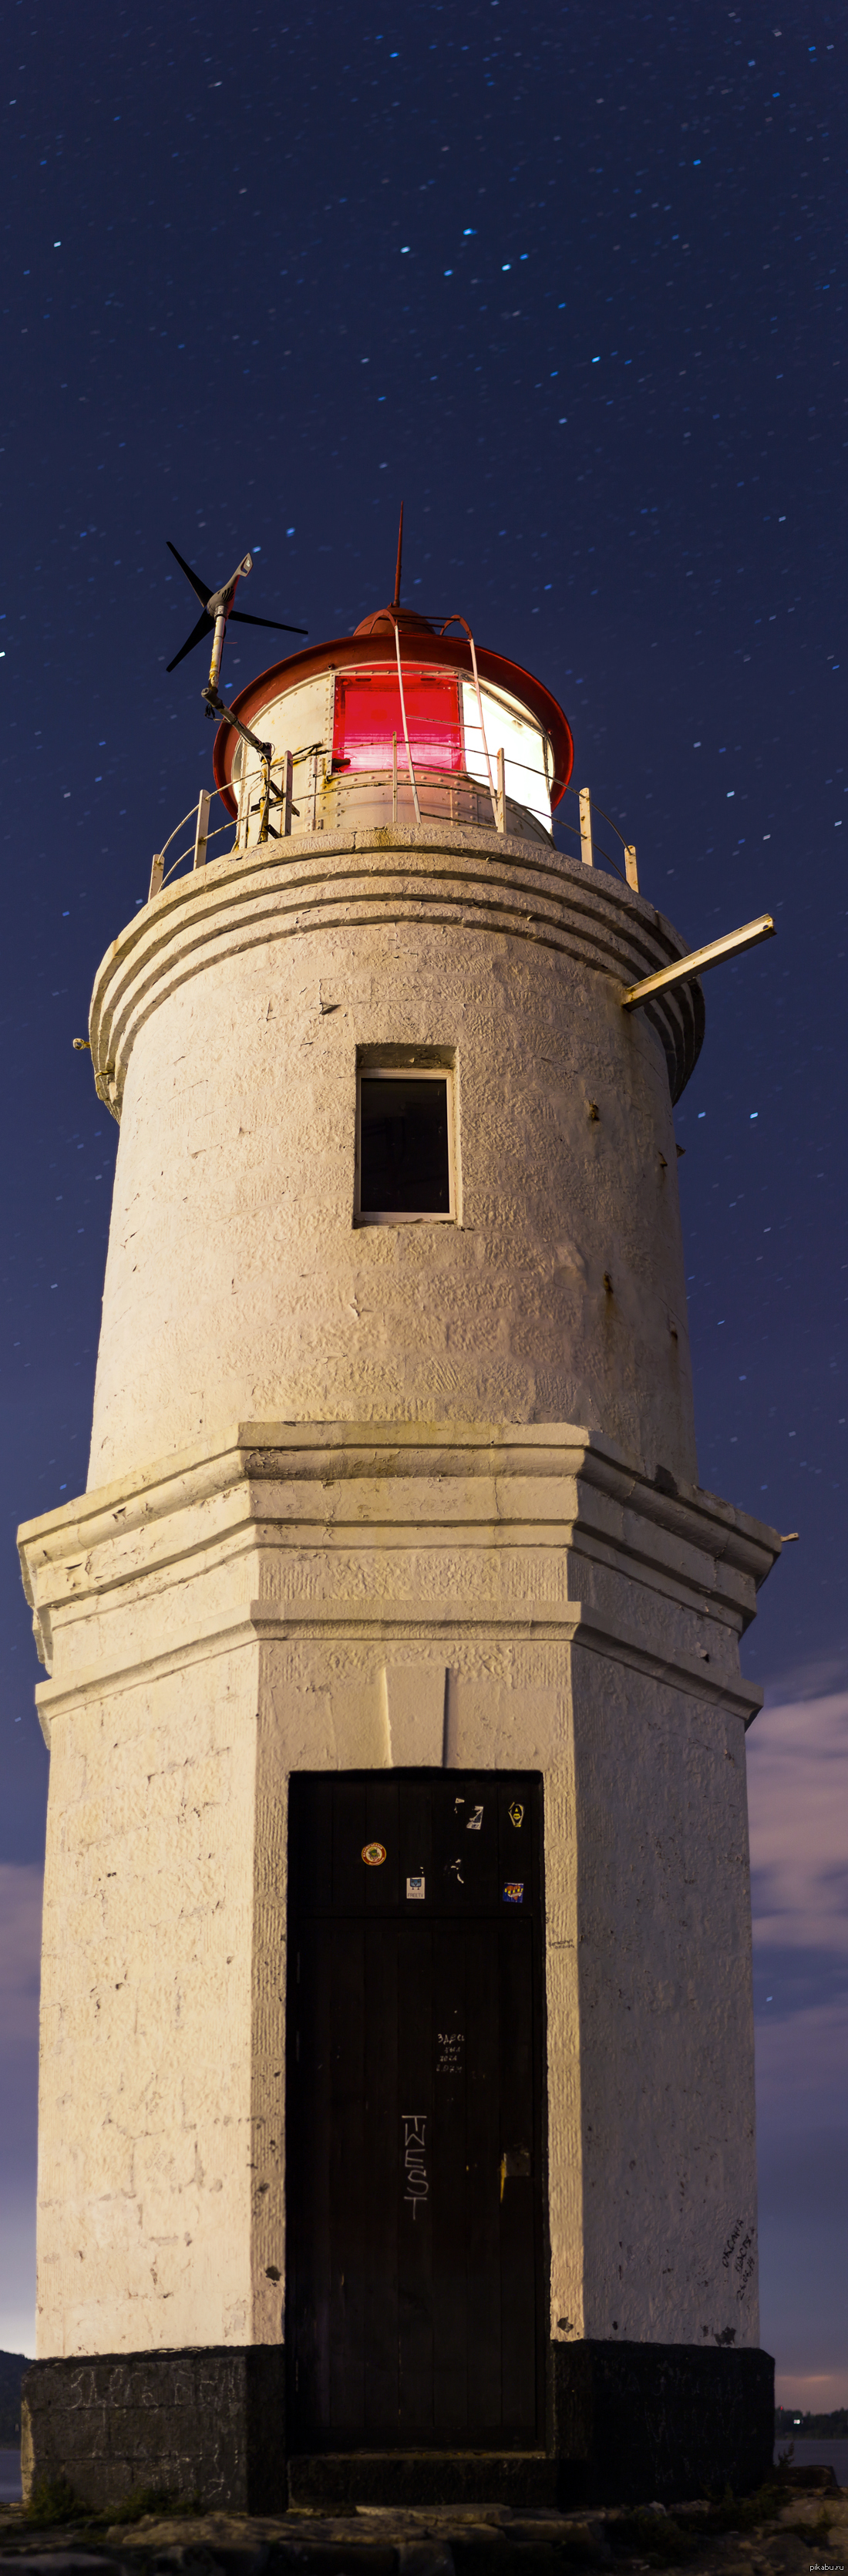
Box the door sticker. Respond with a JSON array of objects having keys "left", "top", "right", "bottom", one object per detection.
[
  {"left": 406, "top": 1873, "right": 425, "bottom": 1900},
  {"left": 362, "top": 1840, "right": 387, "bottom": 1867},
  {"left": 466, "top": 1804, "right": 484, "bottom": 1830},
  {"left": 508, "top": 1802, "right": 525, "bottom": 1830},
  {"left": 503, "top": 1881, "right": 524, "bottom": 1904},
  {"left": 437, "top": 2030, "right": 464, "bottom": 2074},
  {"left": 402, "top": 2113, "right": 429, "bottom": 2218},
  {"left": 500, "top": 2146, "right": 532, "bottom": 2200},
  {"left": 446, "top": 1856, "right": 465, "bottom": 1885}
]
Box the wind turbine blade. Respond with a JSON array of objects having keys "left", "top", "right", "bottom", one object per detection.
[
  {"left": 167, "top": 540, "right": 212, "bottom": 608},
  {"left": 166, "top": 608, "right": 214, "bottom": 673},
  {"left": 228, "top": 611, "right": 308, "bottom": 635}
]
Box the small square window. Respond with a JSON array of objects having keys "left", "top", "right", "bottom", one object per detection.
[{"left": 355, "top": 1067, "right": 455, "bottom": 1224}]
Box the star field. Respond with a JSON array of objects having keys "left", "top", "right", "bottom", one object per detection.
[{"left": 0, "top": 0, "right": 846, "bottom": 2394}]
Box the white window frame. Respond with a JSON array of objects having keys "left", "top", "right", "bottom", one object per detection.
[{"left": 354, "top": 1063, "right": 456, "bottom": 1226}]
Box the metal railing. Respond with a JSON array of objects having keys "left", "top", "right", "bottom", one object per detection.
[
  {"left": 147, "top": 786, "right": 236, "bottom": 900},
  {"left": 147, "top": 763, "right": 641, "bottom": 901},
  {"left": 557, "top": 786, "right": 640, "bottom": 889}
]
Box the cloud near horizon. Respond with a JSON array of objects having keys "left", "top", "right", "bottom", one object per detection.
[
  {"left": 0, "top": 1862, "right": 42, "bottom": 2355},
  {"left": 747, "top": 1691, "right": 848, "bottom": 2407},
  {"left": 749, "top": 1691, "right": 848, "bottom": 1975}
]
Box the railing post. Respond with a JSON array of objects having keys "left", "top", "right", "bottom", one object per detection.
[
  {"left": 624, "top": 843, "right": 639, "bottom": 892},
  {"left": 496, "top": 746, "right": 506, "bottom": 835},
  {"left": 148, "top": 852, "right": 164, "bottom": 901},
  {"left": 282, "top": 749, "right": 294, "bottom": 838},
  {"left": 579, "top": 786, "right": 594, "bottom": 867},
  {"left": 258, "top": 758, "right": 271, "bottom": 844},
  {"left": 193, "top": 789, "right": 212, "bottom": 870}
]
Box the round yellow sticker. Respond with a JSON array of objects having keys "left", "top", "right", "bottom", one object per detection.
[{"left": 362, "top": 1840, "right": 387, "bottom": 1867}]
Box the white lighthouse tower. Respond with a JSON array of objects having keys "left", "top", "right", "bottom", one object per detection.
[{"left": 19, "top": 546, "right": 779, "bottom": 2512}]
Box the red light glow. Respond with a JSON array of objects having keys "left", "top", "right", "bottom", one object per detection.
[{"left": 333, "top": 668, "right": 463, "bottom": 773}]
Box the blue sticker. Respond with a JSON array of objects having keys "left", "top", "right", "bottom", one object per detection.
[{"left": 503, "top": 1881, "right": 524, "bottom": 1905}]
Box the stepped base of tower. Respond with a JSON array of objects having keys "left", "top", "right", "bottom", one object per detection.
[
  {"left": 22, "top": 2340, "right": 774, "bottom": 2511},
  {"left": 19, "top": 1419, "right": 779, "bottom": 2512}
]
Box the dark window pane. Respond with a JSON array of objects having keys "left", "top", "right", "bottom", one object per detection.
[{"left": 359, "top": 1076, "right": 451, "bottom": 1214}]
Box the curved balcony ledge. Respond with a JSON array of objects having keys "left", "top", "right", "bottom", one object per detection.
[{"left": 89, "top": 822, "right": 705, "bottom": 1118}]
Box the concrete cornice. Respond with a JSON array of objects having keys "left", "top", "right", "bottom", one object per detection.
[
  {"left": 18, "top": 1417, "right": 782, "bottom": 1581},
  {"left": 87, "top": 830, "right": 705, "bottom": 1114},
  {"left": 19, "top": 1420, "right": 780, "bottom": 1735},
  {"left": 32, "top": 1597, "right": 762, "bottom": 1730}
]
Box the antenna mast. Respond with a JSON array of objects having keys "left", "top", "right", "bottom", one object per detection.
[
  {"left": 392, "top": 503, "right": 404, "bottom": 615},
  {"left": 202, "top": 552, "right": 254, "bottom": 707}
]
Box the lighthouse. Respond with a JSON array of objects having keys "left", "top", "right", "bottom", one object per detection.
[{"left": 19, "top": 548, "right": 778, "bottom": 2512}]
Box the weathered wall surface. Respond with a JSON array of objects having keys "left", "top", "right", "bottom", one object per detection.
[
  {"left": 567, "top": 1657, "right": 759, "bottom": 2349},
  {"left": 19, "top": 1426, "right": 776, "bottom": 2362},
  {"left": 34, "top": 1638, "right": 259, "bottom": 2357},
  {"left": 86, "top": 830, "right": 701, "bottom": 1490}
]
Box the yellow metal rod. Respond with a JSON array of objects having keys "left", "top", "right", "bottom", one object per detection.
[
  {"left": 621, "top": 913, "right": 776, "bottom": 1009},
  {"left": 207, "top": 608, "right": 227, "bottom": 693}
]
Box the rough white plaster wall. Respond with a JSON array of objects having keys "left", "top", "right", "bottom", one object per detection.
[
  {"left": 250, "top": 1766, "right": 288, "bottom": 2351},
  {"left": 35, "top": 1645, "right": 259, "bottom": 2359},
  {"left": 543, "top": 1754, "right": 585, "bottom": 2349},
  {"left": 382, "top": 1662, "right": 447, "bottom": 1766},
  {"left": 87, "top": 872, "right": 697, "bottom": 1491},
  {"left": 567, "top": 1649, "right": 760, "bottom": 2350}
]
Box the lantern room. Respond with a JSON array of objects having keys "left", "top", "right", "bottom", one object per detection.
[{"left": 212, "top": 604, "right": 574, "bottom": 850}]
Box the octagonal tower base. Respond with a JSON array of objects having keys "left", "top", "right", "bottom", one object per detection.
[{"left": 19, "top": 1419, "right": 777, "bottom": 2507}]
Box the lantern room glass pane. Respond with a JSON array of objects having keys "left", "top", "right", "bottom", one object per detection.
[
  {"left": 462, "top": 683, "right": 551, "bottom": 833},
  {"left": 334, "top": 671, "right": 463, "bottom": 773},
  {"left": 358, "top": 1075, "right": 452, "bottom": 1216}
]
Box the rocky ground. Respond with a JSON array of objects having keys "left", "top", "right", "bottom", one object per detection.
[{"left": 0, "top": 2484, "right": 844, "bottom": 2576}]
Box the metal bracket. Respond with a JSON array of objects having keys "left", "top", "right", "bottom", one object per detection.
[
  {"left": 621, "top": 913, "right": 776, "bottom": 1010},
  {"left": 202, "top": 685, "right": 272, "bottom": 763}
]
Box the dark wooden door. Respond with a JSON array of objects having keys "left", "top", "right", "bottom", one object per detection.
[{"left": 286, "top": 1770, "right": 545, "bottom": 2451}]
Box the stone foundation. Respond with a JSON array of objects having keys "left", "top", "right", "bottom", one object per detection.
[
  {"left": 22, "top": 2340, "right": 772, "bottom": 2513},
  {"left": 21, "top": 2345, "right": 286, "bottom": 2514},
  {"left": 549, "top": 2339, "right": 776, "bottom": 2506},
  {"left": 287, "top": 2453, "right": 559, "bottom": 2509}
]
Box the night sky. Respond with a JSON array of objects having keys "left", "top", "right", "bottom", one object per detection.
[{"left": 1, "top": 0, "right": 846, "bottom": 2403}]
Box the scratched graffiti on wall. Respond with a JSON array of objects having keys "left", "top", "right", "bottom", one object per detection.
[
  {"left": 402, "top": 2113, "right": 429, "bottom": 2217},
  {"left": 721, "top": 2217, "right": 755, "bottom": 2302}
]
